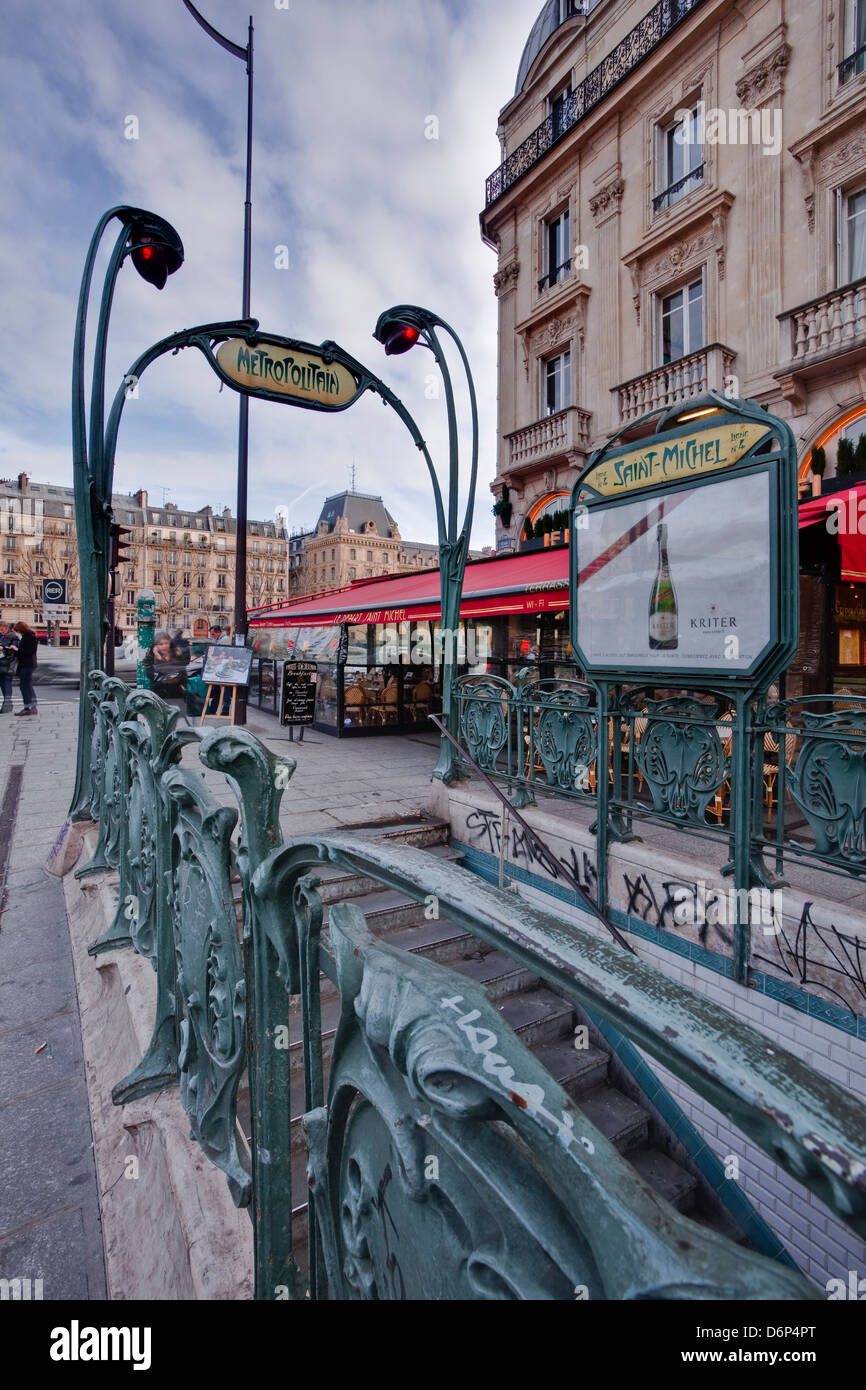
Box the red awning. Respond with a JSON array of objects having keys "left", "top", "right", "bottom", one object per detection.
[
  {"left": 249, "top": 547, "right": 570, "bottom": 627},
  {"left": 799, "top": 485, "right": 866, "bottom": 582}
]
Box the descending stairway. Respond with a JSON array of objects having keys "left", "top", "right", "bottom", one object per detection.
[{"left": 237, "top": 814, "right": 749, "bottom": 1275}]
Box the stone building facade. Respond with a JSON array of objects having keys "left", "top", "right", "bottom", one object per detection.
[
  {"left": 0, "top": 476, "right": 440, "bottom": 642},
  {"left": 297, "top": 491, "right": 440, "bottom": 598},
  {"left": 481, "top": 0, "right": 866, "bottom": 545}
]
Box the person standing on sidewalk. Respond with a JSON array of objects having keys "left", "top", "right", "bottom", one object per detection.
[
  {"left": 0, "top": 616, "right": 17, "bottom": 712},
  {"left": 12, "top": 620, "right": 38, "bottom": 716}
]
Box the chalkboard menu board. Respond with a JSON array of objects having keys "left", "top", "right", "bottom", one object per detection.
[{"left": 280, "top": 661, "right": 318, "bottom": 726}]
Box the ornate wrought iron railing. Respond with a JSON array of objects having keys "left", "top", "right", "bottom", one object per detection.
[
  {"left": 81, "top": 673, "right": 866, "bottom": 1299},
  {"left": 755, "top": 694, "right": 866, "bottom": 883},
  {"left": 484, "top": 0, "right": 707, "bottom": 208},
  {"left": 838, "top": 43, "right": 866, "bottom": 84},
  {"left": 455, "top": 671, "right": 866, "bottom": 891}
]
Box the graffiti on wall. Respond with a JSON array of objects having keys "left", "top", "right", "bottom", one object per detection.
[
  {"left": 621, "top": 872, "right": 734, "bottom": 952},
  {"left": 463, "top": 808, "right": 598, "bottom": 899},
  {"left": 753, "top": 900, "right": 866, "bottom": 1016}
]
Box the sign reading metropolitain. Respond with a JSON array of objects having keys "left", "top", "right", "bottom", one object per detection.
[
  {"left": 582, "top": 421, "right": 770, "bottom": 498},
  {"left": 215, "top": 338, "right": 359, "bottom": 408}
]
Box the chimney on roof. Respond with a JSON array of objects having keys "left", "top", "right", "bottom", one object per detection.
[
  {"left": 223, "top": 506, "right": 232, "bottom": 522},
  {"left": 17, "top": 472, "right": 28, "bottom": 494},
  {"left": 135, "top": 489, "right": 148, "bottom": 508}
]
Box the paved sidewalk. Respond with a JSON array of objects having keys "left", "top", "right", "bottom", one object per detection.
[
  {"left": 0, "top": 703, "right": 106, "bottom": 1299},
  {"left": 0, "top": 695, "right": 440, "bottom": 1300}
]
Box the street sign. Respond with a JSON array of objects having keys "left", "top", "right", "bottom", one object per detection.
[
  {"left": 570, "top": 394, "right": 799, "bottom": 689},
  {"left": 42, "top": 578, "right": 66, "bottom": 606},
  {"left": 43, "top": 607, "right": 71, "bottom": 621},
  {"left": 280, "top": 661, "right": 317, "bottom": 726},
  {"left": 215, "top": 338, "right": 361, "bottom": 409}
]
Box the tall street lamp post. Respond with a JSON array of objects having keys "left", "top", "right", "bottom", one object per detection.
[
  {"left": 373, "top": 305, "right": 479, "bottom": 784},
  {"left": 181, "top": 1, "right": 254, "bottom": 724},
  {"left": 69, "top": 207, "right": 183, "bottom": 822}
]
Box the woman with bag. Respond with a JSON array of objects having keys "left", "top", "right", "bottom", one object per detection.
[
  {"left": 0, "top": 616, "right": 18, "bottom": 712},
  {"left": 12, "top": 621, "right": 38, "bottom": 716}
]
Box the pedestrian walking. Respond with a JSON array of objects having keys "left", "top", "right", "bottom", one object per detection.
[
  {"left": 0, "top": 616, "right": 17, "bottom": 712},
  {"left": 12, "top": 620, "right": 38, "bottom": 715}
]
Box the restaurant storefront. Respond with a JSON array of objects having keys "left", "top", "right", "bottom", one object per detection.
[{"left": 248, "top": 549, "right": 572, "bottom": 736}]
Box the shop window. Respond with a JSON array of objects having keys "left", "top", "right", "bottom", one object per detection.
[
  {"left": 654, "top": 102, "right": 704, "bottom": 213},
  {"left": 657, "top": 276, "right": 704, "bottom": 365}
]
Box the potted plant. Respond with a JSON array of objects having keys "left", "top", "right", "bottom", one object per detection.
[{"left": 492, "top": 485, "right": 513, "bottom": 528}]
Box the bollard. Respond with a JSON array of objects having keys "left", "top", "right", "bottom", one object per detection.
[{"left": 136, "top": 588, "right": 156, "bottom": 689}]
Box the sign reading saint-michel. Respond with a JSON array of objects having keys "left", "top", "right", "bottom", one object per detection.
[
  {"left": 570, "top": 396, "right": 799, "bottom": 688},
  {"left": 215, "top": 338, "right": 360, "bottom": 409}
]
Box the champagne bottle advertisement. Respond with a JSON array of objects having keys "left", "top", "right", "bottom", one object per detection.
[{"left": 574, "top": 471, "right": 772, "bottom": 672}]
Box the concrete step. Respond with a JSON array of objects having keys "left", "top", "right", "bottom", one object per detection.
[
  {"left": 531, "top": 1036, "right": 610, "bottom": 1098},
  {"left": 574, "top": 1084, "right": 649, "bottom": 1157},
  {"left": 448, "top": 949, "right": 537, "bottom": 1001},
  {"left": 337, "top": 815, "right": 452, "bottom": 849},
  {"left": 313, "top": 843, "right": 464, "bottom": 905},
  {"left": 323, "top": 887, "right": 426, "bottom": 935},
  {"left": 494, "top": 986, "right": 575, "bottom": 1050},
  {"left": 629, "top": 1146, "right": 698, "bottom": 1214}
]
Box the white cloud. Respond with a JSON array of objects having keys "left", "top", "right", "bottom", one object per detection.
[{"left": 0, "top": 0, "right": 535, "bottom": 546}]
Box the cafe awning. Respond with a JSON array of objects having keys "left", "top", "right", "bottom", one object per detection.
[
  {"left": 249, "top": 547, "right": 570, "bottom": 627},
  {"left": 799, "top": 485, "right": 866, "bottom": 582}
]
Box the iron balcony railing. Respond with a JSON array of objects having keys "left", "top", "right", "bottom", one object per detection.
[
  {"left": 76, "top": 671, "right": 866, "bottom": 1299},
  {"left": 538, "top": 258, "right": 572, "bottom": 292},
  {"left": 484, "top": 0, "right": 707, "bottom": 209},
  {"left": 652, "top": 163, "right": 704, "bottom": 212},
  {"left": 838, "top": 43, "right": 866, "bottom": 83}
]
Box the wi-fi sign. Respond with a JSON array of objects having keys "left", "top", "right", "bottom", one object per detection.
[{"left": 43, "top": 579, "right": 66, "bottom": 604}]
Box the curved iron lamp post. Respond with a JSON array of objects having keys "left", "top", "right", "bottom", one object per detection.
[
  {"left": 70, "top": 206, "right": 184, "bottom": 821},
  {"left": 373, "top": 305, "right": 479, "bottom": 784},
  {"left": 181, "top": 1, "right": 254, "bottom": 725}
]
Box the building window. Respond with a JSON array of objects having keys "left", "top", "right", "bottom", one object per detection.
[
  {"left": 64, "top": 504, "right": 73, "bottom": 518},
  {"left": 183, "top": 574, "right": 191, "bottom": 587},
  {"left": 348, "top": 567, "right": 356, "bottom": 580},
  {"left": 4, "top": 559, "right": 15, "bottom": 574},
  {"left": 349, "top": 548, "right": 356, "bottom": 560},
  {"left": 197, "top": 575, "right": 205, "bottom": 588},
  {"left": 841, "top": 0, "right": 866, "bottom": 81},
  {"left": 1, "top": 583, "right": 14, "bottom": 599},
  {"left": 840, "top": 187, "right": 866, "bottom": 284},
  {"left": 153, "top": 570, "right": 162, "bottom": 585},
  {"left": 548, "top": 78, "right": 573, "bottom": 141},
  {"left": 183, "top": 595, "right": 190, "bottom": 611},
  {"left": 217, "top": 574, "right": 227, "bottom": 589},
  {"left": 366, "top": 549, "right": 373, "bottom": 560},
  {"left": 5, "top": 537, "right": 15, "bottom": 551},
  {"left": 658, "top": 277, "right": 704, "bottom": 364},
  {"left": 34, "top": 560, "right": 45, "bottom": 576},
  {"left": 542, "top": 349, "right": 572, "bottom": 415},
  {"left": 539, "top": 208, "right": 570, "bottom": 291},
  {"left": 168, "top": 551, "right": 177, "bottom": 564},
  {"left": 184, "top": 553, "right": 191, "bottom": 567},
  {"left": 654, "top": 103, "right": 704, "bottom": 212},
  {"left": 126, "top": 590, "right": 135, "bottom": 605}
]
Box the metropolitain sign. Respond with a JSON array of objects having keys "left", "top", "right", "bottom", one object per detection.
[{"left": 215, "top": 337, "right": 361, "bottom": 409}]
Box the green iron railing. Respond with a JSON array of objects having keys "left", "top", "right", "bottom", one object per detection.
[
  {"left": 456, "top": 672, "right": 866, "bottom": 884},
  {"left": 81, "top": 673, "right": 866, "bottom": 1299}
]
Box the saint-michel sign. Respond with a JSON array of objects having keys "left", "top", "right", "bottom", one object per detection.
[
  {"left": 580, "top": 420, "right": 770, "bottom": 498},
  {"left": 570, "top": 395, "right": 799, "bottom": 688},
  {"left": 215, "top": 337, "right": 361, "bottom": 409}
]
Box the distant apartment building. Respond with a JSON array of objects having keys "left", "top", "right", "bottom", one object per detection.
[
  {"left": 297, "top": 491, "right": 440, "bottom": 598},
  {"left": 0, "top": 476, "right": 440, "bottom": 641}
]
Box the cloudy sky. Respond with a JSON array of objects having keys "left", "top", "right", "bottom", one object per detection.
[{"left": 0, "top": 0, "right": 538, "bottom": 547}]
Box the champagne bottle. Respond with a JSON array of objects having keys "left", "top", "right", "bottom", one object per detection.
[{"left": 648, "top": 521, "right": 678, "bottom": 649}]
